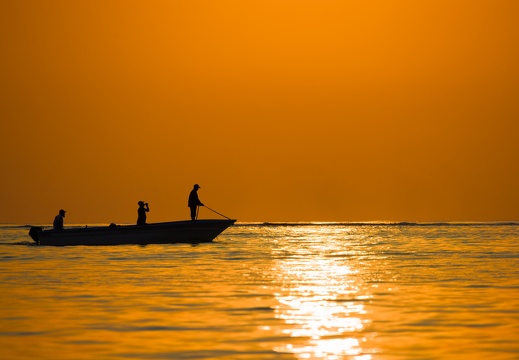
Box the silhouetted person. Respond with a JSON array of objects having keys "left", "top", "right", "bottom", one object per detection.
[
  {"left": 188, "top": 184, "right": 204, "bottom": 220},
  {"left": 137, "top": 201, "right": 149, "bottom": 226},
  {"left": 53, "top": 209, "right": 66, "bottom": 230}
]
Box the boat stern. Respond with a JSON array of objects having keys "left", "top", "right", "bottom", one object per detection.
[{"left": 29, "top": 227, "right": 42, "bottom": 245}]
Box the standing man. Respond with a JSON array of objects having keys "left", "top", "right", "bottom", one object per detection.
[
  {"left": 137, "top": 201, "right": 150, "bottom": 226},
  {"left": 188, "top": 184, "right": 204, "bottom": 220},
  {"left": 53, "top": 209, "right": 66, "bottom": 230}
]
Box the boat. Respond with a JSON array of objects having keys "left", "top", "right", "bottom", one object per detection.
[{"left": 28, "top": 219, "right": 236, "bottom": 246}]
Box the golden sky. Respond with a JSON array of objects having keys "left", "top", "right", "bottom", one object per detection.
[{"left": 1, "top": 0, "right": 518, "bottom": 223}]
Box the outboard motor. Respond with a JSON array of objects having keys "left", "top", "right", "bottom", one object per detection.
[{"left": 29, "top": 227, "right": 43, "bottom": 245}]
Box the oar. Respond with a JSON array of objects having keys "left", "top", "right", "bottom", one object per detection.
[{"left": 204, "top": 206, "right": 232, "bottom": 220}]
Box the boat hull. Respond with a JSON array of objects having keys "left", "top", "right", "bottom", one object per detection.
[{"left": 29, "top": 220, "right": 236, "bottom": 246}]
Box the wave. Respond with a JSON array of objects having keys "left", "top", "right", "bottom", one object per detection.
[
  {"left": 235, "top": 221, "right": 519, "bottom": 227},
  {"left": 0, "top": 224, "right": 41, "bottom": 230},
  {"left": 0, "top": 224, "right": 113, "bottom": 230},
  {"left": 4, "top": 241, "right": 36, "bottom": 246}
]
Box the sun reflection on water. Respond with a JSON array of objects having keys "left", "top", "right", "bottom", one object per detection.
[{"left": 271, "top": 227, "right": 374, "bottom": 359}]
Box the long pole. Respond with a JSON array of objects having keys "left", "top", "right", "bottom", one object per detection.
[{"left": 204, "top": 206, "right": 232, "bottom": 220}]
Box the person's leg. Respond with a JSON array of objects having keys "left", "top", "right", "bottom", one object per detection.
[{"left": 190, "top": 206, "right": 197, "bottom": 221}]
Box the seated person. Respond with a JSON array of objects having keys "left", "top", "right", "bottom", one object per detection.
[{"left": 53, "top": 209, "right": 66, "bottom": 230}]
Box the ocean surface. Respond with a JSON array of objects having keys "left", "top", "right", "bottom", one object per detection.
[{"left": 0, "top": 222, "right": 518, "bottom": 360}]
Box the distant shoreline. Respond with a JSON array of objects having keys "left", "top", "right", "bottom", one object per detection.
[{"left": 1, "top": 221, "right": 519, "bottom": 229}]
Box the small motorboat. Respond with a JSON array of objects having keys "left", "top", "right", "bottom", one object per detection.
[{"left": 29, "top": 219, "right": 236, "bottom": 246}]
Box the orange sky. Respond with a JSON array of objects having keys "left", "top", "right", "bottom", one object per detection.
[{"left": 1, "top": 0, "right": 518, "bottom": 223}]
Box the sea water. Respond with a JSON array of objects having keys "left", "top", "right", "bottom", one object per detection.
[{"left": 0, "top": 223, "right": 518, "bottom": 360}]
